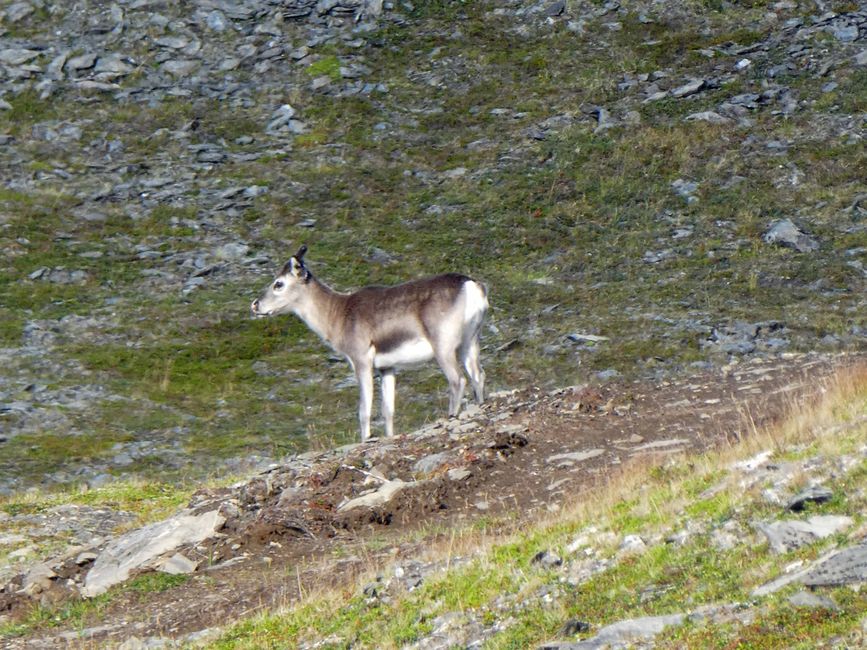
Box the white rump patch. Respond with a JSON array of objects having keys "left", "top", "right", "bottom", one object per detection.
[
  {"left": 463, "top": 280, "right": 488, "bottom": 324},
  {"left": 374, "top": 339, "right": 435, "bottom": 369}
]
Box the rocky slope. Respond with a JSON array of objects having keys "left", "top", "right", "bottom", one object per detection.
[
  {"left": 0, "top": 352, "right": 863, "bottom": 647},
  {"left": 0, "top": 0, "right": 866, "bottom": 646},
  {"left": 0, "top": 0, "right": 865, "bottom": 492}
]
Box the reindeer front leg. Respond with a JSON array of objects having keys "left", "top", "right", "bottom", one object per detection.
[
  {"left": 381, "top": 369, "right": 396, "bottom": 437},
  {"left": 356, "top": 362, "right": 374, "bottom": 441}
]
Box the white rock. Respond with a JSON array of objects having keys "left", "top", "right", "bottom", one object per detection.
[
  {"left": 756, "top": 515, "right": 853, "bottom": 554},
  {"left": 337, "top": 479, "right": 406, "bottom": 512},
  {"left": 158, "top": 553, "right": 199, "bottom": 575},
  {"left": 546, "top": 449, "right": 604, "bottom": 464},
  {"left": 685, "top": 111, "right": 730, "bottom": 124},
  {"left": 82, "top": 509, "right": 225, "bottom": 597}
]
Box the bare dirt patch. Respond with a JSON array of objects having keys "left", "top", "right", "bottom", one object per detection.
[{"left": 3, "top": 353, "right": 861, "bottom": 648}]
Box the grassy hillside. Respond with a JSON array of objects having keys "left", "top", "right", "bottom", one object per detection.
[{"left": 0, "top": 1, "right": 864, "bottom": 489}]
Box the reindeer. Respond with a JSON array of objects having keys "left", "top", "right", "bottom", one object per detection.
[{"left": 251, "top": 245, "right": 488, "bottom": 441}]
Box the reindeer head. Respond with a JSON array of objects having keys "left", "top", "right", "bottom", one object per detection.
[{"left": 251, "top": 245, "right": 312, "bottom": 316}]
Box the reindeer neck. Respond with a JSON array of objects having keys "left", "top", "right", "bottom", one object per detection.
[{"left": 294, "top": 277, "right": 350, "bottom": 350}]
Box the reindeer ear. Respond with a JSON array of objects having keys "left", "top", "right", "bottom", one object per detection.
[{"left": 281, "top": 245, "right": 309, "bottom": 277}]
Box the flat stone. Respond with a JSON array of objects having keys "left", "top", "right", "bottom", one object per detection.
[
  {"left": 763, "top": 219, "right": 819, "bottom": 253},
  {"left": 631, "top": 438, "right": 690, "bottom": 452},
  {"left": 788, "top": 590, "right": 839, "bottom": 610},
  {"left": 214, "top": 242, "right": 249, "bottom": 260},
  {"left": 66, "top": 52, "right": 97, "bottom": 71},
  {"left": 4, "top": 2, "right": 35, "bottom": 23},
  {"left": 311, "top": 75, "right": 332, "bottom": 90},
  {"left": 337, "top": 479, "right": 407, "bottom": 512},
  {"left": 82, "top": 509, "right": 225, "bottom": 597},
  {"left": 546, "top": 449, "right": 604, "bottom": 464},
  {"left": 158, "top": 553, "right": 199, "bottom": 575},
  {"left": 447, "top": 468, "right": 472, "bottom": 481},
  {"left": 94, "top": 54, "right": 133, "bottom": 75},
  {"left": 541, "top": 613, "right": 686, "bottom": 649},
  {"left": 685, "top": 111, "right": 730, "bottom": 124},
  {"left": 671, "top": 178, "right": 699, "bottom": 203},
  {"left": 755, "top": 515, "right": 853, "bottom": 554},
  {"left": 154, "top": 36, "right": 190, "bottom": 49},
  {"left": 831, "top": 23, "right": 858, "bottom": 42},
  {"left": 76, "top": 551, "right": 98, "bottom": 565},
  {"left": 160, "top": 59, "right": 201, "bottom": 77},
  {"left": 803, "top": 541, "right": 867, "bottom": 587},
  {"left": 0, "top": 48, "right": 40, "bottom": 66},
  {"left": 671, "top": 78, "right": 705, "bottom": 98}
]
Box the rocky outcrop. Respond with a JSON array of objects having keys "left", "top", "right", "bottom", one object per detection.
[{"left": 82, "top": 508, "right": 226, "bottom": 597}]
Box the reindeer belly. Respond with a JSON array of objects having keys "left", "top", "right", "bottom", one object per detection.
[{"left": 373, "top": 338, "right": 434, "bottom": 369}]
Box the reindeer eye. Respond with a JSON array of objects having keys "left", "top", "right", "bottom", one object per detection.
[{"left": 273, "top": 280, "right": 285, "bottom": 291}]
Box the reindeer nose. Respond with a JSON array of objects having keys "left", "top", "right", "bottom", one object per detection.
[{"left": 251, "top": 299, "right": 259, "bottom": 314}]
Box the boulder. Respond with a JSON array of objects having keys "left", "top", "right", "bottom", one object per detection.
[
  {"left": 82, "top": 509, "right": 225, "bottom": 597},
  {"left": 762, "top": 219, "right": 819, "bottom": 253}
]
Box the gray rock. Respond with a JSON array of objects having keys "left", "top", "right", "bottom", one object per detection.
[
  {"left": 630, "top": 438, "right": 690, "bottom": 452},
  {"left": 0, "top": 48, "right": 40, "bottom": 66},
  {"left": 154, "top": 36, "right": 190, "bottom": 50},
  {"left": 755, "top": 515, "right": 852, "bottom": 554},
  {"left": 532, "top": 550, "right": 563, "bottom": 567},
  {"left": 545, "top": 1, "right": 566, "bottom": 17},
  {"left": 4, "top": 2, "right": 35, "bottom": 23},
  {"left": 158, "top": 553, "right": 199, "bottom": 575},
  {"left": 788, "top": 590, "right": 839, "bottom": 610},
  {"left": 82, "top": 509, "right": 226, "bottom": 597},
  {"left": 830, "top": 22, "right": 858, "bottom": 42},
  {"left": 21, "top": 563, "right": 57, "bottom": 597},
  {"left": 763, "top": 219, "right": 819, "bottom": 253},
  {"left": 547, "top": 449, "right": 604, "bottom": 465},
  {"left": 266, "top": 104, "right": 298, "bottom": 133},
  {"left": 618, "top": 534, "right": 647, "bottom": 554},
  {"left": 206, "top": 10, "right": 229, "bottom": 31},
  {"left": 685, "top": 111, "right": 729, "bottom": 124},
  {"left": 413, "top": 451, "right": 451, "bottom": 474},
  {"left": 786, "top": 485, "right": 833, "bottom": 511},
  {"left": 197, "top": 149, "right": 226, "bottom": 163},
  {"left": 541, "top": 613, "right": 686, "bottom": 649},
  {"left": 337, "top": 479, "right": 407, "bottom": 512},
  {"left": 447, "top": 468, "right": 471, "bottom": 481},
  {"left": 671, "top": 178, "right": 699, "bottom": 204},
  {"left": 215, "top": 242, "right": 250, "bottom": 260},
  {"left": 66, "top": 52, "right": 98, "bottom": 71},
  {"left": 803, "top": 541, "right": 867, "bottom": 587},
  {"left": 671, "top": 78, "right": 705, "bottom": 98},
  {"left": 160, "top": 59, "right": 201, "bottom": 77},
  {"left": 593, "top": 107, "right": 618, "bottom": 133},
  {"left": 94, "top": 54, "right": 133, "bottom": 75},
  {"left": 45, "top": 50, "right": 70, "bottom": 80}
]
